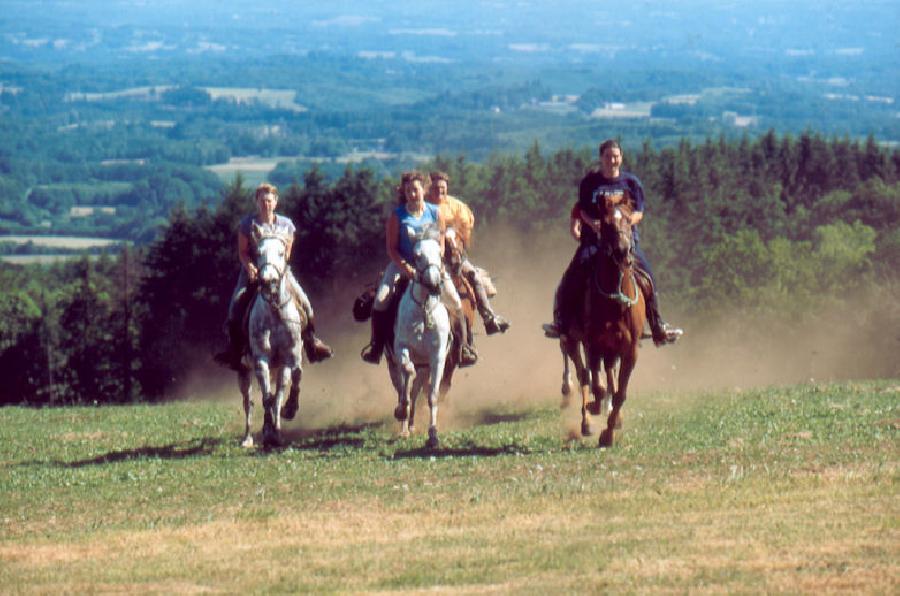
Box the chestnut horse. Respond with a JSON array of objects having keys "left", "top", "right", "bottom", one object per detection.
[{"left": 561, "top": 194, "right": 646, "bottom": 447}]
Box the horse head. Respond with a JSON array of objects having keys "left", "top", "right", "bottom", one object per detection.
[
  {"left": 599, "top": 196, "right": 635, "bottom": 268},
  {"left": 413, "top": 230, "right": 443, "bottom": 296},
  {"left": 444, "top": 227, "right": 464, "bottom": 274},
  {"left": 251, "top": 223, "right": 289, "bottom": 303}
]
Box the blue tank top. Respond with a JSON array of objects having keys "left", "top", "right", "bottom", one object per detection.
[{"left": 395, "top": 202, "right": 439, "bottom": 262}]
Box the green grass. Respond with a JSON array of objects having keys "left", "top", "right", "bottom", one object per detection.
[{"left": 1, "top": 380, "right": 896, "bottom": 592}]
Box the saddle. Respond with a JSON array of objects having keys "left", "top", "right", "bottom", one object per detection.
[{"left": 239, "top": 283, "right": 308, "bottom": 346}]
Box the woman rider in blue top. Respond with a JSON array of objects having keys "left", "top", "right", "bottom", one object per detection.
[{"left": 361, "top": 171, "right": 474, "bottom": 365}]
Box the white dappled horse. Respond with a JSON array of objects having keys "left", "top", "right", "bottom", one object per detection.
[
  {"left": 390, "top": 229, "right": 452, "bottom": 449},
  {"left": 237, "top": 224, "right": 303, "bottom": 448}
]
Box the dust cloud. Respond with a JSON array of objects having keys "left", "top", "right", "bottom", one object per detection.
[{"left": 194, "top": 222, "right": 899, "bottom": 436}]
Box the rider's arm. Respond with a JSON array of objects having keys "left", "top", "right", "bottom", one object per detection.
[
  {"left": 569, "top": 203, "right": 582, "bottom": 241},
  {"left": 285, "top": 234, "right": 294, "bottom": 260},
  {"left": 570, "top": 216, "right": 582, "bottom": 241},
  {"left": 386, "top": 214, "right": 415, "bottom": 278},
  {"left": 238, "top": 230, "right": 257, "bottom": 280},
  {"left": 630, "top": 211, "right": 643, "bottom": 226},
  {"left": 459, "top": 200, "right": 474, "bottom": 250},
  {"left": 579, "top": 209, "right": 602, "bottom": 235}
]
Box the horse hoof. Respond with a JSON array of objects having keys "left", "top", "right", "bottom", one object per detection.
[
  {"left": 426, "top": 430, "right": 440, "bottom": 450},
  {"left": 588, "top": 400, "right": 603, "bottom": 416},
  {"left": 281, "top": 398, "right": 299, "bottom": 421},
  {"left": 262, "top": 426, "right": 281, "bottom": 448},
  {"left": 399, "top": 429, "right": 410, "bottom": 439},
  {"left": 241, "top": 436, "right": 254, "bottom": 448},
  {"left": 599, "top": 429, "right": 614, "bottom": 448},
  {"left": 561, "top": 383, "right": 571, "bottom": 397},
  {"left": 581, "top": 422, "right": 593, "bottom": 437},
  {"left": 394, "top": 405, "right": 408, "bottom": 421},
  {"left": 408, "top": 424, "right": 416, "bottom": 434}
]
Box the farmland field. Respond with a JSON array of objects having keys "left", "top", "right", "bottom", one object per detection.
[{"left": 1, "top": 380, "right": 896, "bottom": 592}]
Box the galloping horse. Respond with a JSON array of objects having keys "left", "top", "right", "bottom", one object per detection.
[
  {"left": 237, "top": 224, "right": 304, "bottom": 448},
  {"left": 390, "top": 228, "right": 453, "bottom": 448},
  {"left": 562, "top": 194, "right": 646, "bottom": 447},
  {"left": 438, "top": 227, "right": 477, "bottom": 388}
]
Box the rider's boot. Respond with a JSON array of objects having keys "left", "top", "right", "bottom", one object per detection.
[
  {"left": 469, "top": 271, "right": 509, "bottom": 335},
  {"left": 214, "top": 318, "right": 247, "bottom": 372},
  {"left": 452, "top": 317, "right": 477, "bottom": 367},
  {"left": 481, "top": 307, "right": 510, "bottom": 335},
  {"left": 361, "top": 309, "right": 387, "bottom": 365},
  {"left": 645, "top": 290, "right": 683, "bottom": 346},
  {"left": 302, "top": 317, "right": 333, "bottom": 363},
  {"left": 543, "top": 294, "right": 562, "bottom": 338}
]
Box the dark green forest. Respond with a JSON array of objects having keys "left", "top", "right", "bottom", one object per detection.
[{"left": 1, "top": 132, "right": 897, "bottom": 404}]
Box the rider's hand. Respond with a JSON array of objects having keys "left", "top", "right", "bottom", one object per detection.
[
  {"left": 246, "top": 263, "right": 258, "bottom": 282},
  {"left": 402, "top": 262, "right": 415, "bottom": 279}
]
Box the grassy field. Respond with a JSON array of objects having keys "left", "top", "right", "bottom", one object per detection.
[{"left": 1, "top": 380, "right": 896, "bottom": 592}]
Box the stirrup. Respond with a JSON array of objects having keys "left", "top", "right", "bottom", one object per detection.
[
  {"left": 652, "top": 323, "right": 683, "bottom": 346},
  {"left": 459, "top": 344, "right": 478, "bottom": 368},
  {"left": 542, "top": 323, "right": 561, "bottom": 339}
]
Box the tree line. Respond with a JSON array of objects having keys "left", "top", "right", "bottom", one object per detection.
[{"left": 1, "top": 131, "right": 897, "bottom": 404}]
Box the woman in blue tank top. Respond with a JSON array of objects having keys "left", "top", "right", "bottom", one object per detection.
[{"left": 361, "top": 171, "right": 465, "bottom": 365}]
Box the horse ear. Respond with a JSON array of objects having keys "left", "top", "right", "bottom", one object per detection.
[{"left": 251, "top": 222, "right": 263, "bottom": 243}]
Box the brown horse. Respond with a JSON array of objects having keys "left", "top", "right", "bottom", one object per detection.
[
  {"left": 407, "top": 227, "right": 476, "bottom": 432},
  {"left": 562, "top": 195, "right": 646, "bottom": 447}
]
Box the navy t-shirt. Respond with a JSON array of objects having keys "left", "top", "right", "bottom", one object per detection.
[{"left": 577, "top": 170, "right": 645, "bottom": 246}]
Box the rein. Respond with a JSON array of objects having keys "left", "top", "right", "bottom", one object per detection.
[
  {"left": 256, "top": 236, "right": 302, "bottom": 326},
  {"left": 410, "top": 264, "right": 443, "bottom": 329},
  {"left": 593, "top": 243, "right": 639, "bottom": 307}
]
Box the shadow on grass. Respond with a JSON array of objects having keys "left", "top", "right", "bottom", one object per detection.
[
  {"left": 390, "top": 440, "right": 525, "bottom": 460},
  {"left": 477, "top": 410, "right": 533, "bottom": 425},
  {"left": 41, "top": 437, "right": 227, "bottom": 468},
  {"left": 277, "top": 421, "right": 384, "bottom": 452}
]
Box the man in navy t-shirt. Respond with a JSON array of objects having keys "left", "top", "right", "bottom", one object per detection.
[{"left": 544, "top": 139, "right": 682, "bottom": 345}]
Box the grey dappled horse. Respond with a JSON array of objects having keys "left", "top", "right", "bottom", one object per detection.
[
  {"left": 238, "top": 224, "right": 303, "bottom": 448},
  {"left": 389, "top": 230, "right": 452, "bottom": 449}
]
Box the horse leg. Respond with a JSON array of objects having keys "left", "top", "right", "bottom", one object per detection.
[
  {"left": 239, "top": 368, "right": 254, "bottom": 448},
  {"left": 407, "top": 368, "right": 426, "bottom": 440},
  {"left": 560, "top": 339, "right": 573, "bottom": 402},
  {"left": 600, "top": 350, "right": 635, "bottom": 448},
  {"left": 427, "top": 356, "right": 447, "bottom": 450},
  {"left": 272, "top": 366, "right": 290, "bottom": 437},
  {"left": 281, "top": 367, "right": 301, "bottom": 420},
  {"left": 394, "top": 349, "right": 414, "bottom": 438},
  {"left": 255, "top": 359, "right": 278, "bottom": 448},
  {"left": 565, "top": 338, "right": 593, "bottom": 436},
  {"left": 604, "top": 356, "right": 621, "bottom": 429},
  {"left": 409, "top": 369, "right": 423, "bottom": 434},
  {"left": 586, "top": 348, "right": 604, "bottom": 417}
]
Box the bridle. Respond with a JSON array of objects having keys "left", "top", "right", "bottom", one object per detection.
[
  {"left": 593, "top": 206, "right": 639, "bottom": 307},
  {"left": 409, "top": 240, "right": 444, "bottom": 328},
  {"left": 256, "top": 234, "right": 292, "bottom": 311}
]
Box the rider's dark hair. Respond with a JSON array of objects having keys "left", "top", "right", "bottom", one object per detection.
[
  {"left": 598, "top": 139, "right": 621, "bottom": 157},
  {"left": 396, "top": 171, "right": 427, "bottom": 204},
  {"left": 429, "top": 171, "right": 449, "bottom": 184}
]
